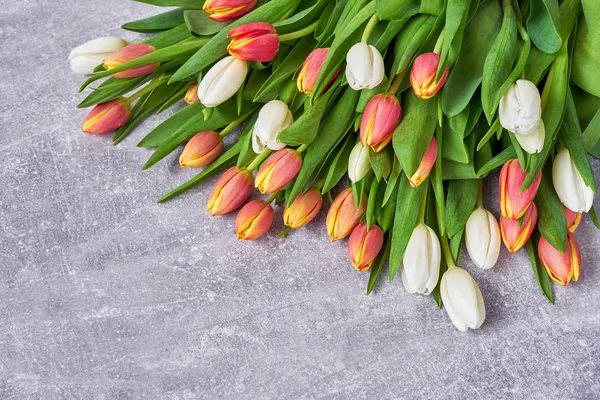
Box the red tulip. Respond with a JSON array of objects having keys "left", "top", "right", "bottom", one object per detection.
[
  {"left": 348, "top": 223, "right": 384, "bottom": 272},
  {"left": 203, "top": 0, "right": 256, "bottom": 22},
  {"left": 538, "top": 233, "right": 581, "bottom": 286},
  {"left": 207, "top": 167, "right": 253, "bottom": 215},
  {"left": 297, "top": 48, "right": 339, "bottom": 96},
  {"left": 283, "top": 188, "right": 323, "bottom": 229},
  {"left": 254, "top": 149, "right": 302, "bottom": 194},
  {"left": 82, "top": 97, "right": 130, "bottom": 135},
  {"left": 499, "top": 203, "right": 538, "bottom": 253},
  {"left": 360, "top": 93, "right": 402, "bottom": 152},
  {"left": 499, "top": 159, "right": 542, "bottom": 219},
  {"left": 235, "top": 200, "right": 274, "bottom": 240},
  {"left": 179, "top": 131, "right": 224, "bottom": 168},
  {"left": 408, "top": 137, "right": 438, "bottom": 188},
  {"left": 326, "top": 188, "right": 367, "bottom": 242},
  {"left": 227, "top": 22, "right": 279, "bottom": 63},
  {"left": 410, "top": 52, "right": 448, "bottom": 99},
  {"left": 103, "top": 43, "right": 159, "bottom": 79}
]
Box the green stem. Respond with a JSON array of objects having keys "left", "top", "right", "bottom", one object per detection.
[
  {"left": 361, "top": 14, "right": 379, "bottom": 43},
  {"left": 265, "top": 192, "right": 278, "bottom": 204},
  {"left": 315, "top": 178, "right": 325, "bottom": 191},
  {"left": 476, "top": 182, "right": 483, "bottom": 208},
  {"left": 279, "top": 21, "right": 319, "bottom": 42},
  {"left": 127, "top": 77, "right": 164, "bottom": 102},
  {"left": 297, "top": 144, "right": 309, "bottom": 154},
  {"left": 433, "top": 29, "right": 445, "bottom": 55},
  {"left": 388, "top": 72, "right": 404, "bottom": 94},
  {"left": 220, "top": 111, "right": 253, "bottom": 138},
  {"left": 440, "top": 234, "right": 456, "bottom": 268},
  {"left": 277, "top": 226, "right": 293, "bottom": 238},
  {"left": 247, "top": 149, "right": 272, "bottom": 171},
  {"left": 418, "top": 185, "right": 429, "bottom": 224}
]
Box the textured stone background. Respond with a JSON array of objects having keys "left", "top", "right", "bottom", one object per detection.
[{"left": 1, "top": 1, "right": 600, "bottom": 399}]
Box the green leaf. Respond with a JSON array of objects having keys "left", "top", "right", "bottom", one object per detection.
[
  {"left": 382, "top": 156, "right": 402, "bottom": 207},
  {"left": 184, "top": 10, "right": 229, "bottom": 36},
  {"left": 157, "top": 83, "right": 190, "bottom": 114},
  {"left": 389, "top": 176, "right": 426, "bottom": 281},
  {"left": 582, "top": 107, "right": 600, "bottom": 151},
  {"left": 170, "top": 0, "right": 301, "bottom": 82},
  {"left": 237, "top": 117, "right": 260, "bottom": 168},
  {"left": 133, "top": 0, "right": 204, "bottom": 7},
  {"left": 273, "top": 0, "right": 330, "bottom": 34},
  {"left": 288, "top": 87, "right": 360, "bottom": 205},
  {"left": 322, "top": 134, "right": 356, "bottom": 193},
  {"left": 431, "top": 124, "right": 445, "bottom": 235},
  {"left": 367, "top": 235, "right": 390, "bottom": 295},
  {"left": 369, "top": 146, "right": 393, "bottom": 182},
  {"left": 145, "top": 24, "right": 192, "bottom": 49},
  {"left": 526, "top": 236, "right": 554, "bottom": 303},
  {"left": 442, "top": 120, "right": 469, "bottom": 164},
  {"left": 572, "top": 0, "right": 600, "bottom": 97},
  {"left": 589, "top": 206, "right": 600, "bottom": 229},
  {"left": 376, "top": 0, "right": 419, "bottom": 20},
  {"left": 437, "top": 0, "right": 471, "bottom": 81},
  {"left": 138, "top": 101, "right": 203, "bottom": 148},
  {"left": 123, "top": 8, "right": 187, "bottom": 32},
  {"left": 476, "top": 146, "right": 516, "bottom": 177},
  {"left": 526, "top": 0, "right": 562, "bottom": 54},
  {"left": 445, "top": 179, "right": 479, "bottom": 238},
  {"left": 376, "top": 181, "right": 398, "bottom": 233},
  {"left": 366, "top": 179, "right": 379, "bottom": 230},
  {"left": 157, "top": 137, "right": 245, "bottom": 203},
  {"left": 534, "top": 163, "right": 568, "bottom": 253},
  {"left": 78, "top": 77, "right": 146, "bottom": 108},
  {"left": 390, "top": 14, "right": 435, "bottom": 74},
  {"left": 442, "top": 0, "right": 502, "bottom": 116},
  {"left": 392, "top": 92, "right": 437, "bottom": 177}
]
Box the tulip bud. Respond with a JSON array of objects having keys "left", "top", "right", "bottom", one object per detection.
[
  {"left": 254, "top": 149, "right": 302, "bottom": 194},
  {"left": 326, "top": 188, "right": 367, "bottom": 242},
  {"left": 69, "top": 37, "right": 128, "bottom": 75},
  {"left": 297, "top": 48, "right": 339, "bottom": 96},
  {"left": 283, "top": 188, "right": 323, "bottom": 229},
  {"left": 227, "top": 22, "right": 279, "bottom": 63},
  {"left": 348, "top": 142, "right": 371, "bottom": 183},
  {"left": 499, "top": 159, "right": 542, "bottom": 219},
  {"left": 538, "top": 233, "right": 581, "bottom": 286},
  {"left": 348, "top": 223, "right": 384, "bottom": 272},
  {"left": 552, "top": 148, "right": 595, "bottom": 213},
  {"left": 499, "top": 203, "right": 538, "bottom": 253},
  {"left": 564, "top": 206, "right": 582, "bottom": 233},
  {"left": 252, "top": 100, "right": 293, "bottom": 154},
  {"left": 179, "top": 131, "right": 224, "bottom": 168},
  {"left": 360, "top": 93, "right": 402, "bottom": 152},
  {"left": 198, "top": 56, "right": 248, "bottom": 108},
  {"left": 345, "top": 43, "right": 385, "bottom": 90},
  {"left": 514, "top": 120, "right": 545, "bottom": 154},
  {"left": 401, "top": 223, "right": 441, "bottom": 295},
  {"left": 499, "top": 79, "right": 542, "bottom": 135},
  {"left": 82, "top": 98, "right": 131, "bottom": 135},
  {"left": 465, "top": 207, "right": 501, "bottom": 269},
  {"left": 440, "top": 267, "right": 486, "bottom": 332},
  {"left": 207, "top": 167, "right": 253, "bottom": 216},
  {"left": 408, "top": 137, "right": 438, "bottom": 188},
  {"left": 410, "top": 52, "right": 449, "bottom": 99},
  {"left": 235, "top": 200, "right": 274, "bottom": 240},
  {"left": 184, "top": 83, "right": 199, "bottom": 105},
  {"left": 203, "top": 0, "right": 256, "bottom": 22},
  {"left": 103, "top": 43, "right": 159, "bottom": 79}
]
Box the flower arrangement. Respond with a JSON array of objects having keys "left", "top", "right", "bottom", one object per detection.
[{"left": 70, "top": 0, "right": 599, "bottom": 332}]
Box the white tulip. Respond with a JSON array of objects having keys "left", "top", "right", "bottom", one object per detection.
[
  {"left": 552, "top": 148, "right": 595, "bottom": 212},
  {"left": 499, "top": 79, "right": 542, "bottom": 135},
  {"left": 252, "top": 100, "right": 293, "bottom": 154},
  {"left": 465, "top": 207, "right": 501, "bottom": 270},
  {"left": 440, "top": 267, "right": 486, "bottom": 332},
  {"left": 68, "top": 37, "right": 128, "bottom": 74},
  {"left": 345, "top": 43, "right": 385, "bottom": 90},
  {"left": 348, "top": 142, "right": 371, "bottom": 182},
  {"left": 198, "top": 56, "right": 248, "bottom": 108},
  {"left": 401, "top": 223, "right": 441, "bottom": 295},
  {"left": 515, "top": 119, "right": 545, "bottom": 154}
]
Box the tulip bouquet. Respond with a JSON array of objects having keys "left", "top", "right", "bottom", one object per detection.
[{"left": 71, "top": 0, "right": 600, "bottom": 331}]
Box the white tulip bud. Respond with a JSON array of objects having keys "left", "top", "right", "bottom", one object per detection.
[
  {"left": 348, "top": 142, "right": 371, "bottom": 182},
  {"left": 499, "top": 79, "right": 542, "bottom": 135},
  {"left": 68, "top": 37, "right": 128, "bottom": 75},
  {"left": 345, "top": 43, "right": 385, "bottom": 90},
  {"left": 401, "top": 223, "right": 441, "bottom": 295},
  {"left": 465, "top": 207, "right": 501, "bottom": 270},
  {"left": 514, "top": 119, "right": 545, "bottom": 154},
  {"left": 552, "top": 148, "right": 595, "bottom": 213},
  {"left": 252, "top": 100, "right": 293, "bottom": 154},
  {"left": 198, "top": 56, "right": 248, "bottom": 108},
  {"left": 440, "top": 267, "right": 486, "bottom": 332}
]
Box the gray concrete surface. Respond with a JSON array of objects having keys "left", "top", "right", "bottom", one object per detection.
[{"left": 1, "top": 1, "right": 600, "bottom": 399}]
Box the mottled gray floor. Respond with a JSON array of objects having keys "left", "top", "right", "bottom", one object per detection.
[{"left": 1, "top": 1, "right": 599, "bottom": 399}]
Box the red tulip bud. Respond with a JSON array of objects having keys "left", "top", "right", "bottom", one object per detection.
[
  {"left": 103, "top": 43, "right": 159, "bottom": 79},
  {"left": 348, "top": 223, "right": 384, "bottom": 272},
  {"left": 283, "top": 188, "right": 323, "bottom": 229},
  {"left": 184, "top": 83, "right": 199, "bottom": 104},
  {"left": 203, "top": 0, "right": 256, "bottom": 22},
  {"left": 326, "top": 188, "right": 367, "bottom": 242},
  {"left": 235, "top": 200, "right": 274, "bottom": 240},
  {"left": 360, "top": 93, "right": 402, "bottom": 152},
  {"left": 564, "top": 206, "right": 583, "bottom": 233},
  {"left": 82, "top": 97, "right": 131, "bottom": 135},
  {"left": 207, "top": 167, "right": 253, "bottom": 215},
  {"left": 254, "top": 149, "right": 302, "bottom": 194},
  {"left": 499, "top": 203, "right": 538, "bottom": 253},
  {"left": 179, "top": 131, "right": 224, "bottom": 168},
  {"left": 227, "top": 22, "right": 279, "bottom": 62},
  {"left": 297, "top": 48, "right": 339, "bottom": 96},
  {"left": 408, "top": 137, "right": 438, "bottom": 187},
  {"left": 410, "top": 52, "right": 448, "bottom": 99},
  {"left": 499, "top": 159, "right": 541, "bottom": 219},
  {"left": 538, "top": 233, "right": 581, "bottom": 286}
]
